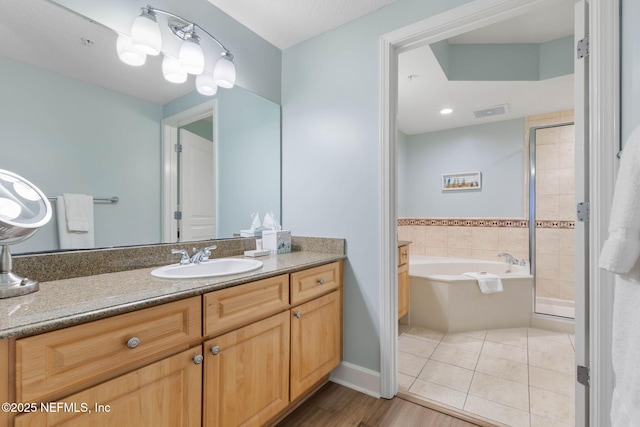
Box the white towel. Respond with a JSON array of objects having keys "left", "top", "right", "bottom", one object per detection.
[
  {"left": 463, "top": 272, "right": 503, "bottom": 294},
  {"left": 599, "top": 125, "right": 640, "bottom": 426},
  {"left": 56, "top": 194, "right": 94, "bottom": 250},
  {"left": 62, "top": 193, "right": 93, "bottom": 232}
]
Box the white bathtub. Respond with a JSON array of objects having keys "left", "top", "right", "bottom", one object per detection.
[{"left": 408, "top": 256, "right": 533, "bottom": 333}]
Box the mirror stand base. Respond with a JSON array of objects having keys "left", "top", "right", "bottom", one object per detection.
[{"left": 0, "top": 272, "right": 39, "bottom": 299}]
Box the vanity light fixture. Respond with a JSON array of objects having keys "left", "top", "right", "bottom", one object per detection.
[{"left": 118, "top": 5, "right": 236, "bottom": 95}]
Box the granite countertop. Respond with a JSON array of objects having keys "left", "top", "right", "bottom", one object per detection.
[{"left": 0, "top": 251, "right": 345, "bottom": 339}]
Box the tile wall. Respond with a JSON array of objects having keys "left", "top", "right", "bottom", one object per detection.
[
  {"left": 529, "top": 111, "right": 575, "bottom": 304},
  {"left": 398, "top": 219, "right": 529, "bottom": 262}
]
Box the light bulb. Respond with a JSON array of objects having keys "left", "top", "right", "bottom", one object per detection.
[
  {"left": 116, "top": 34, "right": 146, "bottom": 66},
  {"left": 213, "top": 52, "right": 236, "bottom": 88},
  {"left": 196, "top": 73, "right": 218, "bottom": 96},
  {"left": 162, "top": 55, "right": 187, "bottom": 84},
  {"left": 131, "top": 10, "right": 161, "bottom": 56},
  {"left": 179, "top": 37, "right": 205, "bottom": 75}
]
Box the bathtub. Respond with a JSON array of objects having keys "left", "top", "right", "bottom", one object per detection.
[{"left": 408, "top": 256, "right": 533, "bottom": 333}]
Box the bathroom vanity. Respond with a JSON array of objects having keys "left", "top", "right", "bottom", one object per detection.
[
  {"left": 398, "top": 242, "right": 410, "bottom": 319},
  {"left": 0, "top": 242, "right": 344, "bottom": 427}
]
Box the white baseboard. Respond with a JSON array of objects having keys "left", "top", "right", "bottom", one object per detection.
[{"left": 329, "top": 361, "right": 381, "bottom": 398}]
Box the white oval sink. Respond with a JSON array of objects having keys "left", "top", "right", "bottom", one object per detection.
[{"left": 151, "top": 258, "right": 263, "bottom": 279}]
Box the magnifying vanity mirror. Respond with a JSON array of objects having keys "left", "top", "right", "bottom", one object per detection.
[
  {"left": 0, "top": 169, "right": 52, "bottom": 297},
  {"left": 0, "top": 0, "right": 281, "bottom": 255}
]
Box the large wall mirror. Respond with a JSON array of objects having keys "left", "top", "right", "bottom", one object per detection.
[{"left": 0, "top": 0, "right": 281, "bottom": 255}]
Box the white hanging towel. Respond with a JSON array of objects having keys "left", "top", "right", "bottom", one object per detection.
[
  {"left": 599, "top": 125, "right": 640, "bottom": 426},
  {"left": 463, "top": 272, "right": 503, "bottom": 294},
  {"left": 56, "top": 194, "right": 95, "bottom": 250}
]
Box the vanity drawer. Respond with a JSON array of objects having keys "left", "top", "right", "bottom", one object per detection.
[
  {"left": 16, "top": 296, "right": 201, "bottom": 403},
  {"left": 290, "top": 261, "right": 341, "bottom": 305},
  {"left": 203, "top": 274, "right": 289, "bottom": 337}
]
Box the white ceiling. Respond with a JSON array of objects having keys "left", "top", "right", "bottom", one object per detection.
[
  {"left": 206, "top": 0, "right": 402, "bottom": 50},
  {"left": 398, "top": 0, "right": 576, "bottom": 135},
  {"left": 2, "top": 0, "right": 577, "bottom": 135}
]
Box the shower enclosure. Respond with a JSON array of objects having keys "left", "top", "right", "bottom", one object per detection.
[{"left": 529, "top": 122, "right": 576, "bottom": 319}]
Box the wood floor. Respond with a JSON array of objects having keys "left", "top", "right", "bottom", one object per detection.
[{"left": 275, "top": 382, "right": 480, "bottom": 427}]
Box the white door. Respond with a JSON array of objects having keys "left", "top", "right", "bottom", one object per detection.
[
  {"left": 574, "top": 1, "right": 589, "bottom": 425},
  {"left": 179, "top": 128, "right": 216, "bottom": 242}
]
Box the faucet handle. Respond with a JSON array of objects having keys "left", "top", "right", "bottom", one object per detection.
[
  {"left": 171, "top": 249, "right": 191, "bottom": 265},
  {"left": 190, "top": 245, "right": 217, "bottom": 263},
  {"left": 200, "top": 245, "right": 217, "bottom": 261}
]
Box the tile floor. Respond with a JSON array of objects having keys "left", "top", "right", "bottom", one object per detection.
[{"left": 398, "top": 325, "right": 576, "bottom": 427}]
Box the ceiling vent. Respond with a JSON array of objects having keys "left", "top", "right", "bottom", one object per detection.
[{"left": 473, "top": 104, "right": 509, "bottom": 119}]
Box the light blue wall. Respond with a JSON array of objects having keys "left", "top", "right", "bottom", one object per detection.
[
  {"left": 399, "top": 119, "right": 525, "bottom": 218},
  {"left": 181, "top": 119, "right": 214, "bottom": 142},
  {"left": 282, "top": 0, "right": 471, "bottom": 372},
  {"left": 397, "top": 131, "right": 409, "bottom": 218},
  {"left": 449, "top": 43, "right": 539, "bottom": 81},
  {"left": 0, "top": 57, "right": 163, "bottom": 253},
  {"left": 432, "top": 36, "right": 574, "bottom": 81},
  {"left": 539, "top": 36, "right": 574, "bottom": 80},
  {"left": 216, "top": 88, "right": 281, "bottom": 237},
  {"left": 53, "top": 0, "right": 282, "bottom": 104},
  {"left": 621, "top": 0, "right": 640, "bottom": 146}
]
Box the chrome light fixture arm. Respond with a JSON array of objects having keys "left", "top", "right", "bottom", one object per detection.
[{"left": 143, "top": 5, "right": 231, "bottom": 54}]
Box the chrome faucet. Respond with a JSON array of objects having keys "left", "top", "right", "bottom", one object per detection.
[
  {"left": 189, "top": 245, "right": 217, "bottom": 264},
  {"left": 498, "top": 252, "right": 527, "bottom": 266},
  {"left": 171, "top": 245, "right": 217, "bottom": 264}
]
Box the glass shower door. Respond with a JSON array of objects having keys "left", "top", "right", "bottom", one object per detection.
[{"left": 530, "top": 123, "right": 576, "bottom": 319}]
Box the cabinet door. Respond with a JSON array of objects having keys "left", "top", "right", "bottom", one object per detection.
[
  {"left": 290, "top": 290, "right": 341, "bottom": 400},
  {"left": 398, "top": 263, "right": 410, "bottom": 318},
  {"left": 203, "top": 311, "right": 290, "bottom": 427},
  {"left": 15, "top": 348, "right": 202, "bottom": 427}
]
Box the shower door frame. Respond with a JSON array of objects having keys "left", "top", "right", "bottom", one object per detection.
[{"left": 529, "top": 122, "right": 575, "bottom": 319}]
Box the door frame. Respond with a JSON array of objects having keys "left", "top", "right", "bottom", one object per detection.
[
  {"left": 378, "top": 0, "right": 619, "bottom": 424},
  {"left": 161, "top": 100, "right": 218, "bottom": 243}
]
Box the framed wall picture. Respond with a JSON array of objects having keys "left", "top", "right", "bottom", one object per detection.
[{"left": 442, "top": 171, "right": 482, "bottom": 191}]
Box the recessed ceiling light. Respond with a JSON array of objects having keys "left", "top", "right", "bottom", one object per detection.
[{"left": 440, "top": 108, "right": 453, "bottom": 115}]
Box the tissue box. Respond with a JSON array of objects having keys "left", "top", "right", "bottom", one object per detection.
[{"left": 262, "top": 230, "right": 291, "bottom": 254}]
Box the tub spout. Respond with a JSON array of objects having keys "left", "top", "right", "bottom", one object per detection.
[{"left": 498, "top": 252, "right": 519, "bottom": 265}]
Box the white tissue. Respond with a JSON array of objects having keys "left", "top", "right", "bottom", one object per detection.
[
  {"left": 262, "top": 211, "right": 282, "bottom": 231},
  {"left": 249, "top": 211, "right": 261, "bottom": 232},
  {"left": 240, "top": 211, "right": 264, "bottom": 237}
]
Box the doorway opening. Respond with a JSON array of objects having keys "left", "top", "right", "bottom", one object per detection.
[
  {"left": 382, "top": 2, "right": 588, "bottom": 422},
  {"left": 161, "top": 101, "right": 217, "bottom": 243}
]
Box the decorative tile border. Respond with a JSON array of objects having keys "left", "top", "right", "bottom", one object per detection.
[
  {"left": 398, "top": 218, "right": 574, "bottom": 229},
  {"left": 535, "top": 220, "right": 575, "bottom": 229}
]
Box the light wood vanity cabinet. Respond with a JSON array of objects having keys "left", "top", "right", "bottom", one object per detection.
[
  {"left": 203, "top": 261, "right": 342, "bottom": 427},
  {"left": 398, "top": 245, "right": 410, "bottom": 318},
  {"left": 203, "top": 311, "right": 290, "bottom": 427},
  {"left": 290, "top": 262, "right": 340, "bottom": 304},
  {"left": 16, "top": 296, "right": 202, "bottom": 403},
  {"left": 203, "top": 274, "right": 289, "bottom": 337},
  {"left": 290, "top": 290, "right": 341, "bottom": 401},
  {"left": 6, "top": 260, "right": 343, "bottom": 427},
  {"left": 15, "top": 347, "right": 203, "bottom": 427}
]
